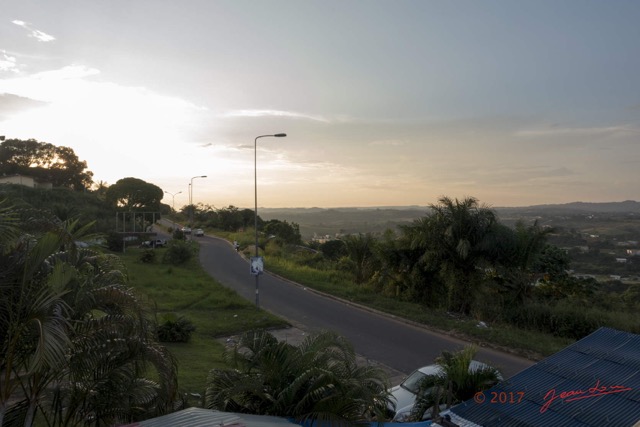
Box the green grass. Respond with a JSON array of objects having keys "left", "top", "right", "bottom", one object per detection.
[{"left": 121, "top": 248, "right": 288, "bottom": 396}]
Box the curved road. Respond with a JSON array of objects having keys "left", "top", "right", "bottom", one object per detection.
[{"left": 174, "top": 226, "right": 535, "bottom": 379}]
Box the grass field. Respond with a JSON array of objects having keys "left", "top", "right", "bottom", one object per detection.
[{"left": 120, "top": 247, "right": 288, "bottom": 398}]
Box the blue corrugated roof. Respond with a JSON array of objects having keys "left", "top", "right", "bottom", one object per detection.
[{"left": 450, "top": 327, "right": 640, "bottom": 427}]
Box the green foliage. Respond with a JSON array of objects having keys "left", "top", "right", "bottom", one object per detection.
[
  {"left": 319, "top": 239, "right": 347, "bottom": 260},
  {"left": 138, "top": 248, "right": 157, "bottom": 263},
  {"left": 410, "top": 346, "right": 502, "bottom": 422},
  {"left": 105, "top": 177, "right": 164, "bottom": 211},
  {"left": 0, "top": 203, "right": 177, "bottom": 426},
  {"left": 162, "top": 240, "right": 195, "bottom": 265},
  {"left": 502, "top": 301, "right": 637, "bottom": 339},
  {"left": 0, "top": 138, "right": 94, "bottom": 190},
  {"left": 263, "top": 219, "right": 302, "bottom": 244},
  {"left": 205, "top": 330, "right": 392, "bottom": 424},
  {"left": 157, "top": 313, "right": 197, "bottom": 343},
  {"left": 173, "top": 227, "right": 186, "bottom": 240},
  {"left": 402, "top": 197, "right": 497, "bottom": 314}
]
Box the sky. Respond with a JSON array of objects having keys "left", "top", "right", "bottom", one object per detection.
[{"left": 1, "top": 1, "right": 639, "bottom": 209}]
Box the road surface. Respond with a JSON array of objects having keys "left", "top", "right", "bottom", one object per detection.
[{"left": 182, "top": 230, "right": 535, "bottom": 380}]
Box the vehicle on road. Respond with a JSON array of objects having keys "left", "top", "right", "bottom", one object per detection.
[
  {"left": 181, "top": 227, "right": 192, "bottom": 235},
  {"left": 388, "top": 361, "right": 502, "bottom": 422},
  {"left": 194, "top": 228, "right": 204, "bottom": 236}
]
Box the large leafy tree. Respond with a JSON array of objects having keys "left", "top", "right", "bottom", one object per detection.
[
  {"left": 0, "top": 138, "right": 93, "bottom": 190},
  {"left": 205, "top": 330, "right": 391, "bottom": 425},
  {"left": 0, "top": 200, "right": 177, "bottom": 426},
  {"left": 263, "top": 219, "right": 302, "bottom": 245},
  {"left": 105, "top": 177, "right": 163, "bottom": 212}
]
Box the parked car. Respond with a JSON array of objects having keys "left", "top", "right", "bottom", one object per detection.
[
  {"left": 194, "top": 228, "right": 204, "bottom": 237},
  {"left": 181, "top": 227, "right": 192, "bottom": 235},
  {"left": 140, "top": 239, "right": 167, "bottom": 248},
  {"left": 388, "top": 361, "right": 502, "bottom": 422}
]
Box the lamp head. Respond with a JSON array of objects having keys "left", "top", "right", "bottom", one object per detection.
[{"left": 274, "top": 133, "right": 287, "bottom": 137}]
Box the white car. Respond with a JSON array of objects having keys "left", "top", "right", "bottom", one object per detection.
[
  {"left": 388, "top": 361, "right": 501, "bottom": 422},
  {"left": 181, "top": 227, "right": 192, "bottom": 235},
  {"left": 194, "top": 228, "right": 204, "bottom": 237}
]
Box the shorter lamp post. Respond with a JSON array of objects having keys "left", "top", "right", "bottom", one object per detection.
[
  {"left": 189, "top": 175, "right": 207, "bottom": 229},
  {"left": 253, "top": 133, "right": 286, "bottom": 308},
  {"left": 164, "top": 190, "right": 182, "bottom": 212}
]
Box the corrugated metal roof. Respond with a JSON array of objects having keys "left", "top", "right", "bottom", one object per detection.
[
  {"left": 450, "top": 327, "right": 640, "bottom": 427},
  {"left": 122, "top": 408, "right": 299, "bottom": 427}
]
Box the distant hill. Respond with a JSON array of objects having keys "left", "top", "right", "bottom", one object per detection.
[
  {"left": 260, "top": 201, "right": 639, "bottom": 240},
  {"left": 503, "top": 200, "right": 640, "bottom": 214}
]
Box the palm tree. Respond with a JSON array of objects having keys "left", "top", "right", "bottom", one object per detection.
[
  {"left": 205, "top": 330, "right": 391, "bottom": 425},
  {"left": 486, "top": 221, "right": 552, "bottom": 306},
  {"left": 343, "top": 233, "right": 377, "bottom": 284},
  {"left": 0, "top": 206, "right": 74, "bottom": 426},
  {"left": 410, "top": 346, "right": 501, "bottom": 421},
  {"left": 405, "top": 197, "right": 497, "bottom": 314},
  {"left": 0, "top": 203, "right": 177, "bottom": 426}
]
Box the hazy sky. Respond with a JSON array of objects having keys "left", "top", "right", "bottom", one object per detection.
[{"left": 1, "top": 1, "right": 639, "bottom": 209}]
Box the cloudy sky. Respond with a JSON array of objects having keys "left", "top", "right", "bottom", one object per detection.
[{"left": 1, "top": 1, "right": 639, "bottom": 209}]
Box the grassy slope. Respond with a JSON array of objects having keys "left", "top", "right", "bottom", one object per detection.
[{"left": 121, "top": 249, "right": 288, "bottom": 396}]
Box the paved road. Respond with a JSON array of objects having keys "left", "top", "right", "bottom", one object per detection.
[{"left": 176, "top": 229, "right": 536, "bottom": 381}]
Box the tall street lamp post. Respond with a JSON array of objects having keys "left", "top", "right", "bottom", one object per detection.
[
  {"left": 164, "top": 190, "right": 182, "bottom": 212},
  {"left": 253, "top": 133, "right": 287, "bottom": 308},
  {"left": 189, "top": 175, "right": 207, "bottom": 229}
]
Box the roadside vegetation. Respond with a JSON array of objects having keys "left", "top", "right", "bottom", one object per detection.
[{"left": 185, "top": 197, "right": 640, "bottom": 359}]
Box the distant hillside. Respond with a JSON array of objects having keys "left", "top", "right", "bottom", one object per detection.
[
  {"left": 496, "top": 200, "right": 640, "bottom": 215},
  {"left": 261, "top": 201, "right": 639, "bottom": 240}
]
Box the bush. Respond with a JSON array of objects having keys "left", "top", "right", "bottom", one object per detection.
[
  {"left": 138, "top": 249, "right": 156, "bottom": 263},
  {"left": 505, "top": 301, "right": 606, "bottom": 340},
  {"left": 106, "top": 231, "right": 124, "bottom": 252},
  {"left": 162, "top": 240, "right": 195, "bottom": 265},
  {"left": 157, "top": 314, "right": 196, "bottom": 343}
]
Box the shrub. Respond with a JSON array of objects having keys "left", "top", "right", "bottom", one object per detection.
[
  {"left": 157, "top": 313, "right": 196, "bottom": 343},
  {"left": 138, "top": 249, "right": 156, "bottom": 264},
  {"left": 162, "top": 240, "right": 195, "bottom": 265}
]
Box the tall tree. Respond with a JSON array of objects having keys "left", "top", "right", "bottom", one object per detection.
[
  {"left": 487, "top": 221, "right": 553, "bottom": 306},
  {"left": 205, "top": 330, "right": 391, "bottom": 425},
  {"left": 0, "top": 138, "right": 93, "bottom": 190},
  {"left": 344, "top": 233, "right": 378, "bottom": 284},
  {"left": 105, "top": 177, "right": 163, "bottom": 212},
  {"left": 405, "top": 197, "right": 497, "bottom": 314},
  {"left": 263, "top": 219, "right": 302, "bottom": 245}
]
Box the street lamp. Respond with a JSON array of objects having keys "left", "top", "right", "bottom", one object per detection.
[
  {"left": 164, "top": 190, "right": 182, "bottom": 212},
  {"left": 253, "top": 133, "right": 287, "bottom": 307},
  {"left": 189, "top": 175, "right": 207, "bottom": 228}
]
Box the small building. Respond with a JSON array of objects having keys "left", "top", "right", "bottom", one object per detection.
[{"left": 0, "top": 174, "right": 52, "bottom": 190}]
